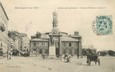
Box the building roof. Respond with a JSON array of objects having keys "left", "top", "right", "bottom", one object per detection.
[
  {"left": 0, "top": 2, "right": 9, "bottom": 20},
  {"left": 31, "top": 33, "right": 49, "bottom": 39},
  {"left": 41, "top": 34, "right": 49, "bottom": 39},
  {"left": 30, "top": 38, "right": 48, "bottom": 42},
  {"left": 19, "top": 33, "right": 27, "bottom": 37},
  {"left": 69, "top": 34, "right": 81, "bottom": 38},
  {"left": 31, "top": 35, "right": 36, "bottom": 38},
  {"left": 60, "top": 31, "right": 68, "bottom": 35},
  {"left": 61, "top": 36, "right": 78, "bottom": 42}
]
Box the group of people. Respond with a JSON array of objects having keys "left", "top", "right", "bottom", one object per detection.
[
  {"left": 62, "top": 50, "right": 99, "bottom": 63},
  {"left": 0, "top": 47, "right": 12, "bottom": 59},
  {"left": 62, "top": 54, "right": 72, "bottom": 63}
]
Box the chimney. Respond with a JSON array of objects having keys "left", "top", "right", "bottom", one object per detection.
[
  {"left": 36, "top": 32, "right": 41, "bottom": 38},
  {"left": 74, "top": 31, "right": 79, "bottom": 36}
]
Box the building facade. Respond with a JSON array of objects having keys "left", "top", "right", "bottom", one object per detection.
[
  {"left": 8, "top": 31, "right": 30, "bottom": 52},
  {"left": 8, "top": 31, "right": 21, "bottom": 50},
  {"left": 30, "top": 12, "right": 82, "bottom": 57},
  {"left": 30, "top": 32, "right": 49, "bottom": 56},
  {"left": 19, "top": 33, "right": 30, "bottom": 51},
  {"left": 0, "top": 2, "right": 9, "bottom": 53},
  {"left": 7, "top": 37, "right": 15, "bottom": 51}
]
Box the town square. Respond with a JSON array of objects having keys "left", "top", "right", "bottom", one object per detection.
[
  {"left": 0, "top": 56, "right": 115, "bottom": 72},
  {"left": 0, "top": 0, "right": 115, "bottom": 72}
]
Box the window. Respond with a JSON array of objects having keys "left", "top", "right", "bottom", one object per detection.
[
  {"left": 33, "top": 43, "right": 36, "bottom": 46},
  {"left": 42, "top": 42, "right": 45, "bottom": 46},
  {"left": 1, "top": 43, "right": 2, "bottom": 47},
  {"left": 69, "top": 43, "right": 71, "bottom": 47}
]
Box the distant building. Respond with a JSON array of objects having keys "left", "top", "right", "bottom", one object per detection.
[
  {"left": 8, "top": 31, "right": 22, "bottom": 50},
  {"left": 0, "top": 2, "right": 9, "bottom": 53},
  {"left": 19, "top": 33, "right": 30, "bottom": 51},
  {"left": 30, "top": 32, "right": 49, "bottom": 56},
  {"left": 7, "top": 37, "right": 15, "bottom": 50},
  {"left": 8, "top": 31, "right": 30, "bottom": 52},
  {"left": 30, "top": 12, "right": 82, "bottom": 57}
]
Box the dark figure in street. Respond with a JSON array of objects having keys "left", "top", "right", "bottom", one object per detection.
[
  {"left": 0, "top": 48, "right": 4, "bottom": 58},
  {"left": 42, "top": 53, "right": 45, "bottom": 59},
  {"left": 86, "top": 51, "right": 100, "bottom": 66},
  {"left": 63, "top": 54, "right": 71, "bottom": 63}
]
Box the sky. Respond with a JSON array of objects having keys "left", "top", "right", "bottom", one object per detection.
[{"left": 1, "top": 0, "right": 115, "bottom": 51}]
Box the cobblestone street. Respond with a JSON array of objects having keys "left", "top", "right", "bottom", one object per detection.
[{"left": 0, "top": 56, "right": 115, "bottom": 72}]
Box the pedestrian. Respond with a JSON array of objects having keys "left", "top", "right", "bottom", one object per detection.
[
  {"left": 63, "top": 53, "right": 71, "bottom": 63},
  {"left": 42, "top": 53, "right": 45, "bottom": 59},
  {"left": 0, "top": 48, "right": 3, "bottom": 58},
  {"left": 7, "top": 47, "right": 12, "bottom": 60}
]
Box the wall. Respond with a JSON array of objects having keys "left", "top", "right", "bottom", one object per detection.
[
  {"left": 30, "top": 41, "right": 49, "bottom": 55},
  {"left": 21, "top": 36, "right": 30, "bottom": 51},
  {"left": 61, "top": 41, "right": 78, "bottom": 55},
  {"left": 0, "top": 3, "right": 8, "bottom": 53}
]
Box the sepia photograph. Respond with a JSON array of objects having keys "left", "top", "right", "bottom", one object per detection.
[{"left": 0, "top": 0, "right": 115, "bottom": 72}]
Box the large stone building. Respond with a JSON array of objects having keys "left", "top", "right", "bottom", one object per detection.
[
  {"left": 8, "top": 31, "right": 22, "bottom": 50},
  {"left": 0, "top": 2, "right": 9, "bottom": 53},
  {"left": 30, "top": 12, "right": 82, "bottom": 57},
  {"left": 30, "top": 32, "right": 49, "bottom": 56}
]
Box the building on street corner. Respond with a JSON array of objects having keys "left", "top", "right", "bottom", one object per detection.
[
  {"left": 0, "top": 2, "right": 9, "bottom": 53},
  {"left": 30, "top": 32, "right": 49, "bottom": 56},
  {"left": 8, "top": 31, "right": 30, "bottom": 52}
]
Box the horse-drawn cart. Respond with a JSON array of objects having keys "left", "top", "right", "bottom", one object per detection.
[{"left": 86, "top": 54, "right": 100, "bottom": 66}]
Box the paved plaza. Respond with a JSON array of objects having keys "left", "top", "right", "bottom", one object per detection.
[{"left": 0, "top": 56, "right": 115, "bottom": 72}]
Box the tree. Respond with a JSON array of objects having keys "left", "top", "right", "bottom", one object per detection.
[{"left": 108, "top": 50, "right": 115, "bottom": 56}]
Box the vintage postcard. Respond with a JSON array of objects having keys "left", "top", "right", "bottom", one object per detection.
[{"left": 0, "top": 0, "right": 115, "bottom": 72}]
